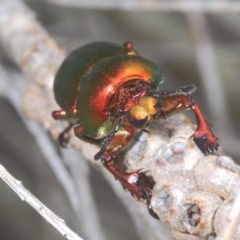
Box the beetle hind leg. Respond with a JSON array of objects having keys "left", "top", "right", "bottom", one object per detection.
[
  {"left": 52, "top": 110, "right": 74, "bottom": 147},
  {"left": 52, "top": 109, "right": 68, "bottom": 120},
  {"left": 52, "top": 106, "right": 81, "bottom": 147}
]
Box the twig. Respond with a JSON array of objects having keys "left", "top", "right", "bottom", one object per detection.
[
  {"left": 186, "top": 12, "right": 231, "bottom": 132},
  {"left": 0, "top": 163, "right": 83, "bottom": 240}
]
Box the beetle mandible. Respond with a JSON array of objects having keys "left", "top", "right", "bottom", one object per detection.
[{"left": 52, "top": 41, "right": 219, "bottom": 218}]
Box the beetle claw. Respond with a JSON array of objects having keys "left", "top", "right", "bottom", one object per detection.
[
  {"left": 104, "top": 162, "right": 155, "bottom": 200},
  {"left": 136, "top": 172, "right": 155, "bottom": 196},
  {"left": 124, "top": 170, "right": 156, "bottom": 200},
  {"left": 58, "top": 124, "right": 73, "bottom": 147},
  {"left": 193, "top": 135, "right": 219, "bottom": 155},
  {"left": 146, "top": 197, "right": 159, "bottom": 219},
  {"left": 58, "top": 132, "right": 69, "bottom": 147},
  {"left": 136, "top": 172, "right": 159, "bottom": 219}
]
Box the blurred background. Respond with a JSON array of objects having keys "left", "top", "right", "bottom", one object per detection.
[{"left": 0, "top": 1, "right": 240, "bottom": 240}]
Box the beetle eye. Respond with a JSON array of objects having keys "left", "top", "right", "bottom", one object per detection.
[{"left": 128, "top": 106, "right": 149, "bottom": 128}]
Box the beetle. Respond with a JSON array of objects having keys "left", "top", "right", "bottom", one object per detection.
[{"left": 52, "top": 41, "right": 219, "bottom": 218}]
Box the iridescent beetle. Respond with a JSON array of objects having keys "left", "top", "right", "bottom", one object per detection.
[{"left": 52, "top": 41, "right": 218, "bottom": 217}]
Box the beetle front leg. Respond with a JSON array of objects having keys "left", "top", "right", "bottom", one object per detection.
[
  {"left": 95, "top": 151, "right": 158, "bottom": 217},
  {"left": 151, "top": 85, "right": 219, "bottom": 155},
  {"left": 105, "top": 159, "right": 159, "bottom": 219},
  {"left": 101, "top": 156, "right": 154, "bottom": 199}
]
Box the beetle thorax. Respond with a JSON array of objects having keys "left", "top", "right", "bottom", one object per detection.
[
  {"left": 108, "top": 79, "right": 149, "bottom": 117},
  {"left": 127, "top": 95, "right": 158, "bottom": 128}
]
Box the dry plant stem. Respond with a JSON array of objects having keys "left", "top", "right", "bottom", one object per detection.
[
  {"left": 0, "top": 164, "right": 83, "bottom": 240},
  {"left": 45, "top": 0, "right": 240, "bottom": 12},
  {"left": 1, "top": 0, "right": 240, "bottom": 239},
  {"left": 186, "top": 12, "right": 231, "bottom": 134}
]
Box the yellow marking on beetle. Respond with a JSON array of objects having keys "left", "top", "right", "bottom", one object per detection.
[
  {"left": 139, "top": 96, "right": 158, "bottom": 115},
  {"left": 129, "top": 106, "right": 149, "bottom": 120}
]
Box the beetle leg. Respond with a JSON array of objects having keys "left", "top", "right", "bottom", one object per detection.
[
  {"left": 97, "top": 151, "right": 156, "bottom": 202},
  {"left": 94, "top": 117, "right": 158, "bottom": 216},
  {"left": 52, "top": 110, "right": 75, "bottom": 146},
  {"left": 58, "top": 124, "right": 74, "bottom": 147},
  {"left": 52, "top": 110, "right": 68, "bottom": 120},
  {"left": 150, "top": 84, "right": 197, "bottom": 98},
  {"left": 104, "top": 158, "right": 158, "bottom": 218},
  {"left": 150, "top": 85, "right": 219, "bottom": 155},
  {"left": 105, "top": 160, "right": 154, "bottom": 197}
]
